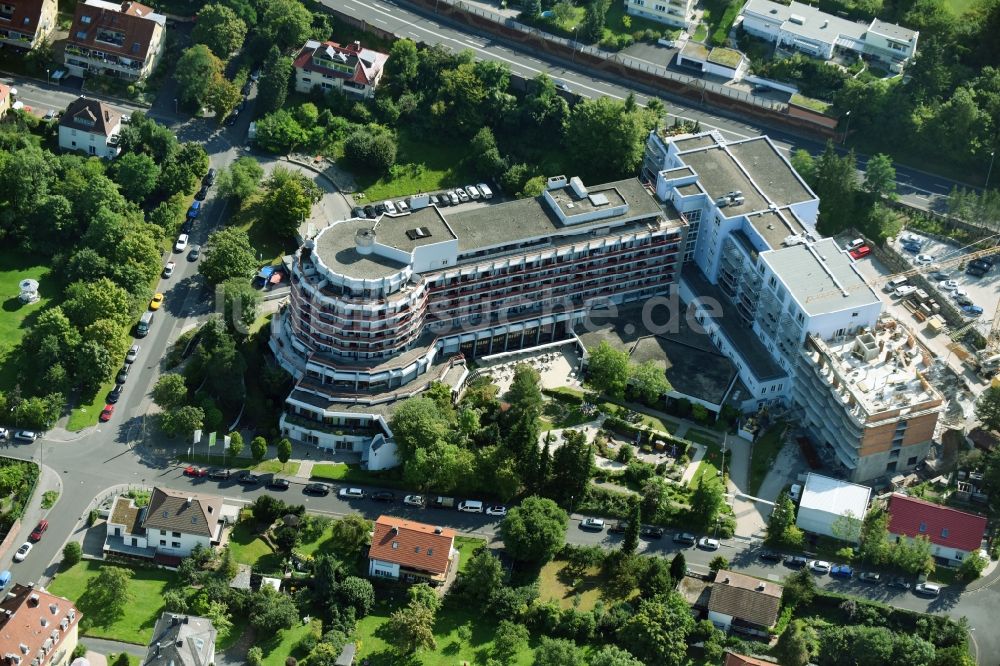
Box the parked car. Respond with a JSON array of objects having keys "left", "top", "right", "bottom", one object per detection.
[
  {"left": 106, "top": 383, "right": 124, "bottom": 404},
  {"left": 363, "top": 205, "right": 376, "bottom": 218},
  {"left": 29, "top": 520, "right": 48, "bottom": 542},
  {"left": 859, "top": 572, "right": 882, "bottom": 583},
  {"left": 99, "top": 404, "right": 115, "bottom": 422},
  {"left": 163, "top": 262, "right": 175, "bottom": 278},
  {"left": 383, "top": 200, "right": 397, "bottom": 215},
  {"left": 0, "top": 428, "right": 8, "bottom": 440},
  {"left": 188, "top": 201, "right": 202, "bottom": 219},
  {"left": 338, "top": 487, "right": 366, "bottom": 499},
  {"left": 956, "top": 295, "right": 975, "bottom": 307},
  {"left": 448, "top": 191, "right": 460, "bottom": 205},
  {"left": 785, "top": 555, "right": 809, "bottom": 568},
  {"left": 457, "top": 500, "right": 484, "bottom": 513},
  {"left": 267, "top": 478, "right": 290, "bottom": 490},
  {"left": 914, "top": 582, "right": 941, "bottom": 596},
  {"left": 208, "top": 469, "right": 230, "bottom": 480},
  {"left": 195, "top": 184, "right": 209, "bottom": 201},
  {"left": 698, "top": 537, "right": 720, "bottom": 551},
  {"left": 125, "top": 344, "right": 141, "bottom": 363},
  {"left": 915, "top": 254, "right": 934, "bottom": 264},
  {"left": 304, "top": 482, "right": 330, "bottom": 495},
  {"left": 188, "top": 245, "right": 202, "bottom": 261},
  {"left": 116, "top": 364, "right": 130, "bottom": 384},
  {"left": 352, "top": 206, "right": 366, "bottom": 219},
  {"left": 477, "top": 183, "right": 494, "bottom": 199},
  {"left": 204, "top": 168, "right": 217, "bottom": 185},
  {"left": 808, "top": 560, "right": 832, "bottom": 574},
  {"left": 225, "top": 110, "right": 239, "bottom": 126},
  {"left": 181, "top": 219, "right": 194, "bottom": 234},
  {"left": 465, "top": 185, "right": 481, "bottom": 200},
  {"left": 236, "top": 471, "right": 260, "bottom": 485},
  {"left": 13, "top": 431, "right": 37, "bottom": 443},
  {"left": 396, "top": 200, "right": 409, "bottom": 213},
  {"left": 374, "top": 203, "right": 387, "bottom": 215},
  {"left": 175, "top": 234, "right": 189, "bottom": 252},
  {"left": 371, "top": 491, "right": 395, "bottom": 502},
  {"left": 149, "top": 293, "right": 164, "bottom": 310},
  {"left": 902, "top": 242, "right": 921, "bottom": 254},
  {"left": 184, "top": 466, "right": 207, "bottom": 477},
  {"left": 429, "top": 195, "right": 440, "bottom": 206},
  {"left": 485, "top": 505, "right": 507, "bottom": 517},
  {"left": 830, "top": 564, "right": 854, "bottom": 578},
  {"left": 608, "top": 521, "right": 628, "bottom": 534},
  {"left": 456, "top": 189, "right": 470, "bottom": 203},
  {"left": 0, "top": 571, "right": 10, "bottom": 589},
  {"left": 580, "top": 517, "right": 605, "bottom": 531},
  {"left": 963, "top": 304, "right": 984, "bottom": 317},
  {"left": 889, "top": 576, "right": 911, "bottom": 590},
  {"left": 673, "top": 532, "right": 697, "bottom": 546},
  {"left": 942, "top": 280, "right": 960, "bottom": 291},
  {"left": 13, "top": 543, "right": 31, "bottom": 562},
  {"left": 403, "top": 494, "right": 425, "bottom": 507},
  {"left": 849, "top": 245, "right": 871, "bottom": 260},
  {"left": 928, "top": 271, "right": 950, "bottom": 281},
  {"left": 640, "top": 526, "right": 664, "bottom": 539},
  {"left": 894, "top": 285, "right": 918, "bottom": 298},
  {"left": 758, "top": 550, "right": 783, "bottom": 563}
]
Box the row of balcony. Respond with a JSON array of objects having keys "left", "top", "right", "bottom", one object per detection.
[
  {"left": 291, "top": 285, "right": 427, "bottom": 331},
  {"left": 65, "top": 44, "right": 145, "bottom": 70},
  {"left": 283, "top": 412, "right": 384, "bottom": 438},
  {"left": 292, "top": 314, "right": 424, "bottom": 357},
  {"left": 296, "top": 307, "right": 425, "bottom": 349}
]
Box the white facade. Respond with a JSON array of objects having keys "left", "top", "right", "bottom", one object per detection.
[
  {"left": 624, "top": 0, "right": 693, "bottom": 29},
  {"left": 368, "top": 558, "right": 401, "bottom": 579},
  {"left": 145, "top": 526, "right": 214, "bottom": 558},
  {"left": 795, "top": 472, "right": 871, "bottom": 542},
  {"left": 58, "top": 121, "right": 120, "bottom": 158}
]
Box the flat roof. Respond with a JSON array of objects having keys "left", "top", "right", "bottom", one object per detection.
[
  {"left": 670, "top": 134, "right": 718, "bottom": 150},
  {"left": 747, "top": 210, "right": 808, "bottom": 249},
  {"left": 679, "top": 147, "right": 769, "bottom": 214},
  {"left": 869, "top": 17, "right": 917, "bottom": 42},
  {"left": 314, "top": 219, "right": 408, "bottom": 280},
  {"left": 376, "top": 207, "right": 456, "bottom": 251},
  {"left": 677, "top": 182, "right": 703, "bottom": 197},
  {"left": 800, "top": 472, "right": 871, "bottom": 517},
  {"left": 743, "top": 0, "right": 868, "bottom": 43},
  {"left": 762, "top": 238, "right": 880, "bottom": 315},
  {"left": 725, "top": 139, "right": 814, "bottom": 208}
]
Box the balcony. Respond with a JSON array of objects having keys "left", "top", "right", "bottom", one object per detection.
[{"left": 283, "top": 412, "right": 383, "bottom": 438}]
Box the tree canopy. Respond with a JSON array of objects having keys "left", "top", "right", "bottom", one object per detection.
[{"left": 499, "top": 496, "right": 568, "bottom": 563}]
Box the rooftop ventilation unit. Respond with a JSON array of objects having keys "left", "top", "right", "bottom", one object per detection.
[
  {"left": 546, "top": 175, "right": 568, "bottom": 190},
  {"left": 405, "top": 227, "right": 432, "bottom": 241},
  {"left": 588, "top": 193, "right": 610, "bottom": 207},
  {"left": 569, "top": 176, "right": 587, "bottom": 198}
]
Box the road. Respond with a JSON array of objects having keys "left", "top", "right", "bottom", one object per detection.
[{"left": 327, "top": 0, "right": 968, "bottom": 212}]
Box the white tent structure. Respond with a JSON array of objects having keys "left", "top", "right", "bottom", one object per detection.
[{"left": 18, "top": 278, "right": 39, "bottom": 304}]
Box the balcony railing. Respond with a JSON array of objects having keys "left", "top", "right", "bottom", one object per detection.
[{"left": 283, "top": 412, "right": 383, "bottom": 437}]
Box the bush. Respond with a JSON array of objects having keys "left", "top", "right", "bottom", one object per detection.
[
  {"left": 63, "top": 541, "right": 82, "bottom": 566},
  {"left": 247, "top": 646, "right": 263, "bottom": 666},
  {"left": 578, "top": 485, "right": 633, "bottom": 519}
]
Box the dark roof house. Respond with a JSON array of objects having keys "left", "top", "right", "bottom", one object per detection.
[
  {"left": 67, "top": 0, "right": 163, "bottom": 61},
  {"left": 707, "top": 570, "right": 783, "bottom": 630},
  {"left": 143, "top": 487, "right": 223, "bottom": 539},
  {"left": 143, "top": 614, "right": 216, "bottom": 666},
  {"left": 59, "top": 96, "right": 121, "bottom": 137}
]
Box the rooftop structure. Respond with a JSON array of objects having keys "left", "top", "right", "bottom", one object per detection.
[
  {"left": 796, "top": 472, "right": 871, "bottom": 541},
  {"left": 707, "top": 569, "right": 782, "bottom": 631},
  {"left": 143, "top": 614, "right": 216, "bottom": 666},
  {"left": 293, "top": 39, "right": 389, "bottom": 98},
  {"left": 0, "top": 585, "right": 81, "bottom": 666},
  {"left": 887, "top": 493, "right": 986, "bottom": 555}
]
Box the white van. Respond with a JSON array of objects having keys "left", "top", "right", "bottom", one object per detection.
[
  {"left": 885, "top": 277, "right": 908, "bottom": 293},
  {"left": 477, "top": 183, "right": 494, "bottom": 199},
  {"left": 894, "top": 285, "right": 918, "bottom": 298},
  {"left": 457, "top": 500, "right": 484, "bottom": 513},
  {"left": 847, "top": 238, "right": 865, "bottom": 251}
]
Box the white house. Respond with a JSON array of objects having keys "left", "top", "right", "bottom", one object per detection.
[
  {"left": 58, "top": 96, "right": 121, "bottom": 158},
  {"left": 795, "top": 472, "right": 871, "bottom": 542},
  {"left": 707, "top": 569, "right": 782, "bottom": 636},
  {"left": 293, "top": 39, "right": 389, "bottom": 99},
  {"left": 623, "top": 0, "right": 694, "bottom": 30},
  {"left": 887, "top": 493, "right": 986, "bottom": 566},
  {"left": 368, "top": 515, "right": 458, "bottom": 588},
  {"left": 677, "top": 42, "right": 749, "bottom": 80},
  {"left": 105, "top": 487, "right": 224, "bottom": 560}
]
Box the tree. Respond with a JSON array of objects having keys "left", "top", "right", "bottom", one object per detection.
[
  {"left": 257, "top": 46, "right": 294, "bottom": 115},
  {"left": 277, "top": 437, "right": 293, "bottom": 468},
  {"left": 621, "top": 497, "right": 640, "bottom": 556},
  {"left": 254, "top": 109, "right": 307, "bottom": 154},
  {"left": 783, "top": 568, "right": 817, "bottom": 608},
  {"left": 85, "top": 566, "right": 134, "bottom": 623},
  {"left": 260, "top": 174, "right": 315, "bottom": 239},
  {"left": 458, "top": 549, "right": 504, "bottom": 605},
  {"left": 251, "top": 435, "right": 268, "bottom": 463},
  {"left": 192, "top": 4, "right": 247, "bottom": 59},
  {"left": 62, "top": 541, "right": 82, "bottom": 566},
  {"left": 337, "top": 576, "right": 375, "bottom": 617},
  {"left": 520, "top": 0, "right": 542, "bottom": 18},
  {"left": 385, "top": 600, "right": 436, "bottom": 654},
  {"left": 112, "top": 152, "right": 160, "bottom": 202},
  {"left": 689, "top": 476, "right": 725, "bottom": 528},
  {"left": 891, "top": 534, "right": 935, "bottom": 576},
  {"left": 708, "top": 555, "right": 729, "bottom": 575},
  {"left": 958, "top": 550, "right": 988, "bottom": 581},
  {"left": 533, "top": 637, "right": 586, "bottom": 666},
  {"left": 830, "top": 509, "right": 863, "bottom": 543},
  {"left": 629, "top": 361, "right": 671, "bottom": 404},
  {"left": 812, "top": 142, "right": 859, "bottom": 236},
  {"left": 617, "top": 592, "right": 694, "bottom": 666},
  {"left": 161, "top": 405, "right": 204, "bottom": 438},
  {"left": 111, "top": 654, "right": 131, "bottom": 666},
  {"left": 547, "top": 429, "right": 594, "bottom": 510},
  {"left": 62, "top": 278, "right": 134, "bottom": 329},
  {"left": 580, "top": 0, "right": 611, "bottom": 43},
  {"left": 492, "top": 620, "right": 529, "bottom": 664},
  {"left": 220, "top": 278, "right": 261, "bottom": 334},
  {"left": 791, "top": 149, "right": 816, "bottom": 182},
  {"left": 406, "top": 583, "right": 441, "bottom": 613},
  {"left": 260, "top": 0, "right": 313, "bottom": 52},
  {"left": 975, "top": 386, "right": 1000, "bottom": 431},
  {"left": 858, "top": 508, "right": 891, "bottom": 565},
  {"left": 228, "top": 431, "right": 244, "bottom": 458},
  {"left": 175, "top": 44, "right": 225, "bottom": 108},
  {"left": 774, "top": 619, "right": 817, "bottom": 666},
  {"left": 331, "top": 514, "right": 370, "bottom": 557},
  {"left": 469, "top": 126, "right": 505, "bottom": 177},
  {"left": 247, "top": 647, "right": 263, "bottom": 666},
  {"left": 863, "top": 153, "right": 897, "bottom": 200},
  {"left": 588, "top": 646, "right": 644, "bottom": 666},
  {"left": 343, "top": 127, "right": 397, "bottom": 174},
  {"left": 248, "top": 586, "right": 298, "bottom": 634},
  {"left": 204, "top": 76, "right": 243, "bottom": 125},
  {"left": 201, "top": 227, "right": 258, "bottom": 286},
  {"left": 217, "top": 156, "right": 264, "bottom": 202},
  {"left": 251, "top": 495, "right": 286, "bottom": 525},
  {"left": 564, "top": 96, "right": 652, "bottom": 183},
  {"left": 385, "top": 38, "right": 419, "bottom": 93},
  {"left": 500, "top": 496, "right": 568, "bottom": 563},
  {"left": 670, "top": 552, "right": 686, "bottom": 582},
  {"left": 767, "top": 490, "right": 803, "bottom": 547},
  {"left": 586, "top": 341, "right": 630, "bottom": 397},
  {"left": 153, "top": 372, "right": 187, "bottom": 410}
]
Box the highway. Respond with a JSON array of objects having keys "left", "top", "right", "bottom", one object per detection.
[{"left": 328, "top": 0, "right": 968, "bottom": 213}]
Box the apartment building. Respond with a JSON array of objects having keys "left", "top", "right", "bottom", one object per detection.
[
  {"left": 293, "top": 39, "right": 389, "bottom": 99},
  {"left": 623, "top": 0, "right": 694, "bottom": 30},
  {"left": 644, "top": 129, "right": 941, "bottom": 481},
  {"left": 0, "top": 0, "right": 57, "bottom": 50},
  {"left": 739, "top": 0, "right": 918, "bottom": 72},
  {"left": 64, "top": 0, "right": 166, "bottom": 81},
  {"left": 271, "top": 176, "right": 688, "bottom": 458},
  {"left": 0, "top": 585, "right": 81, "bottom": 666}
]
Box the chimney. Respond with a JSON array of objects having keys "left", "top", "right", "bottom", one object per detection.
[
  {"left": 722, "top": 577, "right": 730, "bottom": 584},
  {"left": 353, "top": 40, "right": 361, "bottom": 51},
  {"left": 185, "top": 497, "right": 193, "bottom": 506},
  {"left": 390, "top": 526, "right": 399, "bottom": 536},
  {"left": 434, "top": 526, "right": 443, "bottom": 534},
  {"left": 171, "top": 616, "right": 179, "bottom": 626},
  {"left": 756, "top": 582, "right": 766, "bottom": 591},
  {"left": 176, "top": 640, "right": 183, "bottom": 648},
  {"left": 183, "top": 616, "right": 189, "bottom": 624}
]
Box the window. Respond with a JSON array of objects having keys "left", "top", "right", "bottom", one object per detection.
[
  {"left": 75, "top": 30, "right": 87, "bottom": 39},
  {"left": 907, "top": 456, "right": 918, "bottom": 466},
  {"left": 852, "top": 311, "right": 859, "bottom": 317},
  {"left": 414, "top": 546, "right": 421, "bottom": 553},
  {"left": 427, "top": 548, "right": 433, "bottom": 556},
  {"left": 162, "top": 511, "right": 169, "bottom": 519},
  {"left": 655, "top": 3, "right": 666, "bottom": 9},
  {"left": 392, "top": 541, "right": 398, "bottom": 549},
  {"left": 172, "top": 531, "right": 181, "bottom": 538},
  {"left": 172, "top": 541, "right": 181, "bottom": 548},
  {"left": 81, "top": 15, "right": 91, "bottom": 23},
  {"left": 941, "top": 528, "right": 949, "bottom": 538},
  {"left": 160, "top": 539, "right": 166, "bottom": 546},
  {"left": 918, "top": 522, "right": 927, "bottom": 533}
]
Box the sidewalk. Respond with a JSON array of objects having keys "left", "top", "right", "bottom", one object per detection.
[{"left": 1, "top": 463, "right": 61, "bottom": 564}]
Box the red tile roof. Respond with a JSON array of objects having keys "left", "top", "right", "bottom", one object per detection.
[
  {"left": 887, "top": 493, "right": 986, "bottom": 553},
  {"left": 724, "top": 653, "right": 774, "bottom": 666},
  {"left": 369, "top": 515, "right": 455, "bottom": 576},
  {"left": 67, "top": 0, "right": 163, "bottom": 61},
  {"left": 293, "top": 39, "right": 388, "bottom": 87},
  {"left": 0, "top": 0, "right": 50, "bottom": 40},
  {"left": 0, "top": 584, "right": 81, "bottom": 665}
]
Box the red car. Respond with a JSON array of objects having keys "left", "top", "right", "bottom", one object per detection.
[
  {"left": 184, "top": 466, "right": 207, "bottom": 477},
  {"left": 849, "top": 245, "right": 871, "bottom": 260},
  {"left": 29, "top": 520, "right": 48, "bottom": 542},
  {"left": 99, "top": 404, "right": 115, "bottom": 422}
]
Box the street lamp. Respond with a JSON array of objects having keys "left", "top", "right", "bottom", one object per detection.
[
  {"left": 842, "top": 110, "right": 852, "bottom": 145},
  {"left": 174, "top": 97, "right": 178, "bottom": 114},
  {"left": 46, "top": 68, "right": 49, "bottom": 85},
  {"left": 987, "top": 151, "right": 996, "bottom": 191}
]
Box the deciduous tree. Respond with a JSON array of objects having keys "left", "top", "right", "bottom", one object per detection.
[
  {"left": 588, "top": 645, "right": 644, "bottom": 666},
  {"left": 492, "top": 620, "right": 529, "bottom": 664},
  {"left": 112, "top": 152, "right": 160, "bottom": 202},
  {"left": 217, "top": 156, "right": 264, "bottom": 202},
  {"left": 629, "top": 361, "right": 670, "bottom": 404},
  {"left": 277, "top": 437, "right": 293, "bottom": 467},
  {"left": 533, "top": 637, "right": 585, "bottom": 666},
  {"left": 458, "top": 549, "right": 504, "bottom": 606},
  {"left": 192, "top": 4, "right": 247, "bottom": 59},
  {"left": 153, "top": 374, "right": 188, "bottom": 410},
  {"left": 330, "top": 514, "right": 371, "bottom": 557},
  {"left": 200, "top": 227, "right": 258, "bottom": 285},
  {"left": 257, "top": 46, "right": 293, "bottom": 115},
  {"left": 862, "top": 153, "right": 897, "bottom": 200},
  {"left": 259, "top": 0, "right": 312, "bottom": 52},
  {"left": 585, "top": 341, "right": 630, "bottom": 397},
  {"left": 617, "top": 592, "right": 693, "bottom": 666},
  {"left": 499, "top": 496, "right": 568, "bottom": 563},
  {"left": 385, "top": 599, "right": 436, "bottom": 654},
  {"left": 251, "top": 436, "right": 268, "bottom": 463},
  {"left": 175, "top": 44, "right": 225, "bottom": 109},
  {"left": 248, "top": 586, "right": 298, "bottom": 634},
  {"left": 774, "top": 619, "right": 817, "bottom": 666}
]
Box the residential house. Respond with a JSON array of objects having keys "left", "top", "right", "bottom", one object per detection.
[
  {"left": 795, "top": 472, "right": 871, "bottom": 543},
  {"left": 739, "top": 0, "right": 918, "bottom": 72},
  {"left": 58, "top": 96, "right": 122, "bottom": 158},
  {"left": 64, "top": 0, "right": 166, "bottom": 81},
  {"left": 707, "top": 569, "right": 783, "bottom": 636},
  {"left": 623, "top": 0, "right": 694, "bottom": 30},
  {"left": 368, "top": 516, "right": 458, "bottom": 587},
  {"left": 104, "top": 486, "right": 224, "bottom": 561},
  {"left": 293, "top": 39, "right": 389, "bottom": 99},
  {"left": 0, "top": 584, "right": 81, "bottom": 666},
  {"left": 724, "top": 652, "right": 775, "bottom": 666},
  {"left": 143, "top": 614, "right": 216, "bottom": 666},
  {"left": 0, "top": 83, "right": 11, "bottom": 119},
  {"left": 887, "top": 493, "right": 986, "bottom": 566},
  {"left": 677, "top": 42, "right": 750, "bottom": 80},
  {"left": 0, "top": 0, "right": 57, "bottom": 50}
]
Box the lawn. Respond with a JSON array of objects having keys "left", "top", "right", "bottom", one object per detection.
[
  {"left": 230, "top": 199, "right": 297, "bottom": 267},
  {"left": 65, "top": 380, "right": 115, "bottom": 431},
  {"left": 701, "top": 0, "right": 742, "bottom": 45},
  {"left": 355, "top": 597, "right": 535, "bottom": 666},
  {"left": 226, "top": 521, "right": 285, "bottom": 573},
  {"left": 749, "top": 423, "right": 787, "bottom": 495},
  {"left": 541, "top": 404, "right": 597, "bottom": 432},
  {"left": 454, "top": 536, "right": 486, "bottom": 574},
  {"left": 0, "top": 250, "right": 61, "bottom": 391},
  {"left": 790, "top": 93, "right": 833, "bottom": 114},
  {"left": 254, "top": 460, "right": 301, "bottom": 476},
  {"left": 310, "top": 463, "right": 409, "bottom": 489},
  {"left": 538, "top": 561, "right": 605, "bottom": 611},
  {"left": 259, "top": 618, "right": 322, "bottom": 666},
  {"left": 48, "top": 561, "right": 178, "bottom": 644},
  {"left": 356, "top": 127, "right": 477, "bottom": 202},
  {"left": 604, "top": 2, "right": 672, "bottom": 40}
]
